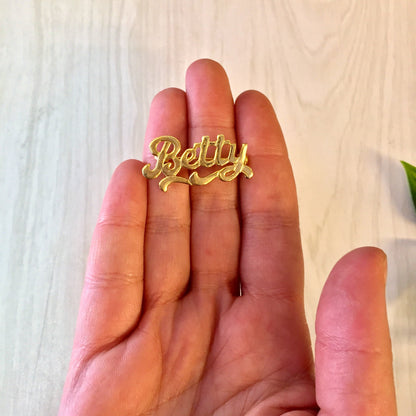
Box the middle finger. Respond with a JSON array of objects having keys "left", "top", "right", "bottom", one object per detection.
[{"left": 186, "top": 59, "right": 240, "bottom": 299}]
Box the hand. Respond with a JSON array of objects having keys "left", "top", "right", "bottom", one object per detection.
[{"left": 59, "top": 59, "right": 397, "bottom": 415}]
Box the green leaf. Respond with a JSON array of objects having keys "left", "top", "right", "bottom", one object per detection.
[{"left": 401, "top": 160, "right": 416, "bottom": 212}]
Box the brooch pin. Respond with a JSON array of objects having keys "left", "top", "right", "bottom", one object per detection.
[{"left": 142, "top": 135, "right": 253, "bottom": 191}]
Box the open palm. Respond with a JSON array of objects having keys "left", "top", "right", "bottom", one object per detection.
[{"left": 59, "top": 60, "right": 396, "bottom": 415}]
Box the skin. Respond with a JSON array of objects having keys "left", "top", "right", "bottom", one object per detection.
[{"left": 59, "top": 59, "right": 397, "bottom": 416}]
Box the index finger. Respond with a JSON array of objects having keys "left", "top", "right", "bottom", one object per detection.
[{"left": 236, "top": 90, "right": 304, "bottom": 301}]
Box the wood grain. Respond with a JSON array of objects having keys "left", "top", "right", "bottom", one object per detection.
[{"left": 0, "top": 1, "right": 414, "bottom": 414}]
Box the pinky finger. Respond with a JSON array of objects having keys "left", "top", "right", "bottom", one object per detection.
[{"left": 74, "top": 159, "right": 147, "bottom": 350}]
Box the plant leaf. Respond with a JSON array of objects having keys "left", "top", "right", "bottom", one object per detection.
[{"left": 401, "top": 160, "right": 416, "bottom": 212}]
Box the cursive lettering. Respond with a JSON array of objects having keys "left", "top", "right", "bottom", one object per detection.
[{"left": 142, "top": 135, "right": 253, "bottom": 191}]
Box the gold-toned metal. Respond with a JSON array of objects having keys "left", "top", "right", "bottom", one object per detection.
[{"left": 142, "top": 135, "right": 253, "bottom": 191}]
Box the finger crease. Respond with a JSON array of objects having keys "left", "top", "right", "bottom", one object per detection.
[
  {"left": 242, "top": 211, "right": 299, "bottom": 230},
  {"left": 97, "top": 216, "right": 145, "bottom": 229},
  {"left": 84, "top": 270, "right": 142, "bottom": 288}
]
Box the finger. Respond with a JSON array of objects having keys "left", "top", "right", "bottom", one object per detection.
[
  {"left": 315, "top": 247, "right": 397, "bottom": 415},
  {"left": 75, "top": 159, "right": 147, "bottom": 348},
  {"left": 234, "top": 91, "right": 313, "bottom": 385},
  {"left": 142, "top": 88, "right": 190, "bottom": 307},
  {"left": 186, "top": 59, "right": 239, "bottom": 297},
  {"left": 235, "top": 90, "right": 303, "bottom": 301}
]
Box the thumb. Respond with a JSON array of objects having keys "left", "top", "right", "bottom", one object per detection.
[{"left": 315, "top": 247, "right": 397, "bottom": 415}]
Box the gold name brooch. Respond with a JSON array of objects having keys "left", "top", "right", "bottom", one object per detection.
[{"left": 142, "top": 135, "right": 253, "bottom": 191}]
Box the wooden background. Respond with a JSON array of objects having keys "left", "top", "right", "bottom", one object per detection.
[{"left": 1, "top": 1, "right": 415, "bottom": 414}]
